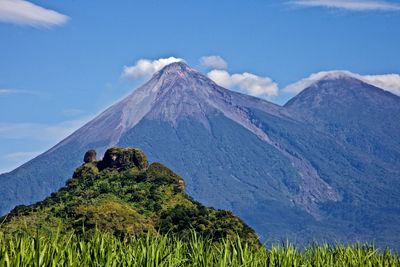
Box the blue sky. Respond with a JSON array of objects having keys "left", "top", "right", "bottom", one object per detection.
[{"left": 1, "top": 0, "right": 400, "bottom": 173}]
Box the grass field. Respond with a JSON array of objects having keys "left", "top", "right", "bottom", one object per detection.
[{"left": 0, "top": 230, "right": 398, "bottom": 266}]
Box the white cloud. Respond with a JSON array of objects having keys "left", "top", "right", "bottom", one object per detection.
[
  {"left": 283, "top": 71, "right": 350, "bottom": 93},
  {"left": 200, "top": 55, "right": 228, "bottom": 70},
  {"left": 283, "top": 70, "right": 400, "bottom": 96},
  {"left": 0, "top": 0, "right": 69, "bottom": 28},
  {"left": 207, "top": 69, "right": 279, "bottom": 99},
  {"left": 289, "top": 0, "right": 400, "bottom": 11},
  {"left": 122, "top": 57, "right": 184, "bottom": 79},
  {"left": 362, "top": 74, "right": 400, "bottom": 96}
]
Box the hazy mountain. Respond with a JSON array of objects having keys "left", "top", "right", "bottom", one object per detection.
[
  {"left": 0, "top": 63, "right": 399, "bottom": 248},
  {"left": 284, "top": 73, "right": 400, "bottom": 245},
  {"left": 285, "top": 72, "right": 400, "bottom": 166}
]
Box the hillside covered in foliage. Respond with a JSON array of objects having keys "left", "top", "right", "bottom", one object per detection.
[{"left": 0, "top": 147, "right": 258, "bottom": 243}]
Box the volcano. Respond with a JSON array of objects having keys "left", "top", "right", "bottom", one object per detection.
[{"left": 1, "top": 63, "right": 399, "bottom": 247}]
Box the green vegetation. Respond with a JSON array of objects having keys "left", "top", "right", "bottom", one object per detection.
[
  {"left": 1, "top": 147, "right": 398, "bottom": 266},
  {"left": 0, "top": 230, "right": 398, "bottom": 267},
  {"left": 0, "top": 147, "right": 257, "bottom": 243}
]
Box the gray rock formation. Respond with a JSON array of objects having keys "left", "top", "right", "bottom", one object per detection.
[{"left": 83, "top": 150, "right": 97, "bottom": 163}]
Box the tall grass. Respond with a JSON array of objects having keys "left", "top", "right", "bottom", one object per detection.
[{"left": 0, "top": 230, "right": 398, "bottom": 266}]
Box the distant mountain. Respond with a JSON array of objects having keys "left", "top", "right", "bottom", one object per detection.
[
  {"left": 0, "top": 63, "right": 399, "bottom": 248},
  {"left": 285, "top": 72, "right": 400, "bottom": 166},
  {"left": 1, "top": 147, "right": 258, "bottom": 243}
]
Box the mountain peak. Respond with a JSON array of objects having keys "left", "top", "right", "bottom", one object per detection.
[
  {"left": 156, "top": 61, "right": 198, "bottom": 79},
  {"left": 319, "top": 70, "right": 357, "bottom": 81},
  {"left": 312, "top": 71, "right": 367, "bottom": 90},
  {"left": 55, "top": 61, "right": 285, "bottom": 152},
  {"left": 285, "top": 70, "right": 399, "bottom": 112},
  {"left": 308, "top": 71, "right": 366, "bottom": 90},
  {"left": 161, "top": 61, "right": 191, "bottom": 71},
  {"left": 283, "top": 70, "right": 367, "bottom": 98}
]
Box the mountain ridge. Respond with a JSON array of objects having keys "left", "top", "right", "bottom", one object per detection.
[
  {"left": 283, "top": 70, "right": 400, "bottom": 97},
  {"left": 1, "top": 62, "right": 399, "bottom": 248}
]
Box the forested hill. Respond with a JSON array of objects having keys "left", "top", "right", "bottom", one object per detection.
[{"left": 1, "top": 147, "right": 258, "bottom": 244}]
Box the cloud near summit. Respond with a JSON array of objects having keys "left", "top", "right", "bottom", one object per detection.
[
  {"left": 200, "top": 56, "right": 278, "bottom": 99},
  {"left": 283, "top": 71, "right": 400, "bottom": 96},
  {"left": 122, "top": 57, "right": 184, "bottom": 79},
  {"left": 200, "top": 56, "right": 228, "bottom": 70},
  {"left": 120, "top": 56, "right": 400, "bottom": 100},
  {"left": 122, "top": 56, "right": 279, "bottom": 99},
  {"left": 207, "top": 70, "right": 279, "bottom": 99}
]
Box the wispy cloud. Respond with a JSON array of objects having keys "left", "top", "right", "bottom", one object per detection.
[
  {"left": 0, "top": 0, "right": 69, "bottom": 28},
  {"left": 0, "top": 117, "right": 91, "bottom": 174},
  {"left": 283, "top": 70, "right": 400, "bottom": 96},
  {"left": 4, "top": 151, "right": 41, "bottom": 161},
  {"left": 0, "top": 118, "right": 89, "bottom": 142},
  {"left": 0, "top": 89, "right": 21, "bottom": 95},
  {"left": 289, "top": 0, "right": 400, "bottom": 11},
  {"left": 207, "top": 69, "right": 279, "bottom": 99},
  {"left": 0, "top": 150, "right": 42, "bottom": 174},
  {"left": 122, "top": 57, "right": 184, "bottom": 79},
  {"left": 0, "top": 88, "right": 39, "bottom": 96},
  {"left": 200, "top": 55, "right": 228, "bottom": 70}
]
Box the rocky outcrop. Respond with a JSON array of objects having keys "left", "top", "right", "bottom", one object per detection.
[
  {"left": 99, "top": 147, "right": 149, "bottom": 170},
  {"left": 83, "top": 150, "right": 97, "bottom": 163}
]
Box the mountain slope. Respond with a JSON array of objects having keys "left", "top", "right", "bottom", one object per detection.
[
  {"left": 285, "top": 73, "right": 400, "bottom": 166},
  {"left": 285, "top": 74, "right": 400, "bottom": 215},
  {"left": 284, "top": 73, "right": 400, "bottom": 245},
  {"left": 0, "top": 63, "right": 329, "bottom": 216},
  {"left": 0, "top": 63, "right": 399, "bottom": 248},
  {"left": 1, "top": 147, "right": 258, "bottom": 243}
]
